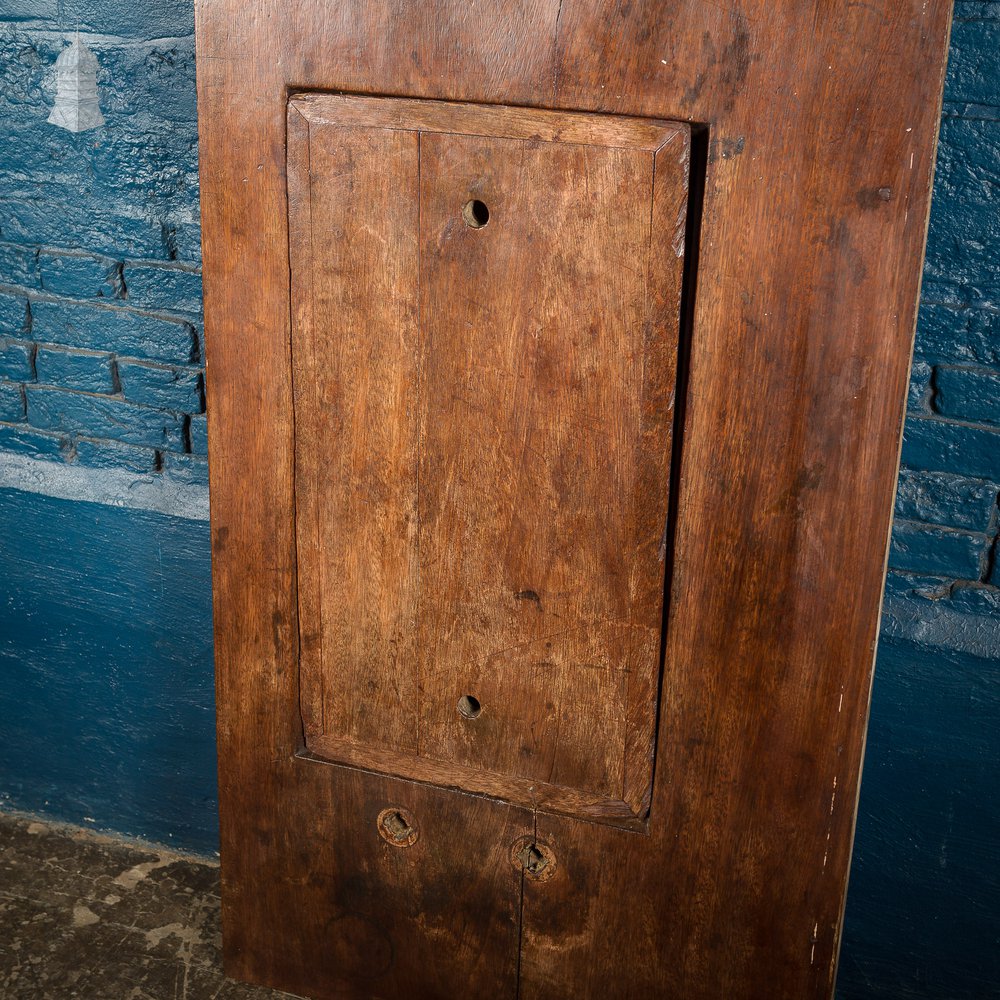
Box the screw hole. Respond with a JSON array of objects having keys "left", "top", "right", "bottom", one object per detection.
[
  {"left": 510, "top": 837, "right": 557, "bottom": 881},
  {"left": 377, "top": 807, "right": 418, "bottom": 847},
  {"left": 462, "top": 199, "right": 490, "bottom": 229},
  {"left": 457, "top": 694, "right": 482, "bottom": 720}
]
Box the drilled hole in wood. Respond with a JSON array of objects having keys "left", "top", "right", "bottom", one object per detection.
[
  {"left": 377, "top": 807, "right": 418, "bottom": 847},
  {"left": 457, "top": 694, "right": 482, "bottom": 719},
  {"left": 462, "top": 199, "right": 490, "bottom": 228},
  {"left": 510, "top": 837, "right": 557, "bottom": 881}
]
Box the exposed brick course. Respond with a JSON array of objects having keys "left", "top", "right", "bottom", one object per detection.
[
  {"left": 935, "top": 365, "right": 1000, "bottom": 425},
  {"left": 29, "top": 297, "right": 198, "bottom": 364},
  {"left": 902, "top": 415, "right": 1000, "bottom": 485},
  {"left": 0, "top": 421, "right": 69, "bottom": 461},
  {"left": 0, "top": 290, "right": 29, "bottom": 335},
  {"left": 895, "top": 469, "right": 998, "bottom": 533},
  {"left": 35, "top": 345, "right": 116, "bottom": 395},
  {"left": 0, "top": 381, "right": 25, "bottom": 422},
  {"left": 188, "top": 414, "right": 207, "bottom": 456},
  {"left": 38, "top": 251, "right": 122, "bottom": 301},
  {"left": 74, "top": 436, "right": 159, "bottom": 474},
  {"left": 123, "top": 262, "right": 202, "bottom": 316},
  {"left": 26, "top": 385, "right": 186, "bottom": 452},
  {"left": 890, "top": 519, "right": 990, "bottom": 580},
  {"left": 118, "top": 358, "right": 203, "bottom": 412},
  {"left": 0, "top": 338, "right": 34, "bottom": 382}
]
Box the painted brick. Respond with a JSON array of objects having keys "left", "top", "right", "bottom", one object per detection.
[
  {"left": 945, "top": 4, "right": 1000, "bottom": 109},
  {"left": 0, "top": 421, "right": 69, "bottom": 461},
  {"left": 0, "top": 0, "right": 60, "bottom": 19},
  {"left": 0, "top": 382, "right": 26, "bottom": 422},
  {"left": 935, "top": 365, "right": 1000, "bottom": 425},
  {"left": 922, "top": 117, "right": 1000, "bottom": 305},
  {"left": 0, "top": 35, "right": 200, "bottom": 263},
  {"left": 908, "top": 359, "right": 932, "bottom": 412},
  {"left": 883, "top": 573, "right": 1000, "bottom": 633},
  {"left": 26, "top": 385, "right": 185, "bottom": 451},
  {"left": 0, "top": 242, "right": 39, "bottom": 288},
  {"left": 947, "top": 580, "right": 1000, "bottom": 620},
  {"left": 35, "top": 345, "right": 115, "bottom": 394},
  {"left": 0, "top": 338, "right": 34, "bottom": 382},
  {"left": 0, "top": 489, "right": 217, "bottom": 853},
  {"left": 118, "top": 359, "right": 203, "bottom": 412},
  {"left": 74, "top": 437, "right": 158, "bottom": 474},
  {"left": 889, "top": 520, "right": 987, "bottom": 580},
  {"left": 188, "top": 414, "right": 207, "bottom": 456},
  {"left": 914, "top": 302, "right": 1000, "bottom": 367},
  {"left": 901, "top": 415, "right": 1000, "bottom": 481},
  {"left": 29, "top": 298, "right": 197, "bottom": 365},
  {"left": 124, "top": 263, "right": 202, "bottom": 316},
  {"left": 162, "top": 451, "right": 209, "bottom": 487},
  {"left": 14, "top": 0, "right": 195, "bottom": 37},
  {"left": 895, "top": 469, "right": 998, "bottom": 533},
  {"left": 0, "top": 290, "right": 28, "bottom": 336},
  {"left": 38, "top": 251, "right": 121, "bottom": 300}
]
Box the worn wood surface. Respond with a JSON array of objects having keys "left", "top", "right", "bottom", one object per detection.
[
  {"left": 195, "top": 1, "right": 953, "bottom": 997},
  {"left": 287, "top": 105, "right": 422, "bottom": 750},
  {"left": 288, "top": 95, "right": 687, "bottom": 824}
]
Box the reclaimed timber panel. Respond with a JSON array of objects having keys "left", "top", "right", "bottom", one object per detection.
[
  {"left": 288, "top": 111, "right": 422, "bottom": 750},
  {"left": 289, "top": 95, "right": 688, "bottom": 824},
  {"left": 415, "top": 126, "right": 686, "bottom": 817},
  {"left": 195, "top": 0, "right": 953, "bottom": 997}
]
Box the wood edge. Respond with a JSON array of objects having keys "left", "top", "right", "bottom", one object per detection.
[
  {"left": 824, "top": 5, "right": 958, "bottom": 994},
  {"left": 289, "top": 90, "right": 686, "bottom": 151},
  {"left": 619, "top": 133, "right": 692, "bottom": 815},
  {"left": 284, "top": 102, "right": 324, "bottom": 739},
  {"left": 302, "top": 738, "right": 650, "bottom": 834}
]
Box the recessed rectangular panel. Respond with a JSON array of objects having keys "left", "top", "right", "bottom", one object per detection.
[{"left": 287, "top": 93, "right": 689, "bottom": 824}]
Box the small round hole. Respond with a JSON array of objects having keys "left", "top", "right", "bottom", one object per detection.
[
  {"left": 462, "top": 199, "right": 490, "bottom": 229},
  {"left": 457, "top": 694, "right": 482, "bottom": 720},
  {"left": 377, "top": 807, "right": 418, "bottom": 847}
]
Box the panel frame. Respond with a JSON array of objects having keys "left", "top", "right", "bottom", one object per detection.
[{"left": 287, "top": 93, "right": 691, "bottom": 830}]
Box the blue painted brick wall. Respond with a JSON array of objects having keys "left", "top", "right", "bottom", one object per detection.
[
  {"left": 891, "top": 2, "right": 1000, "bottom": 592},
  {"left": 0, "top": 1, "right": 215, "bottom": 850},
  {"left": 0, "top": 9, "right": 201, "bottom": 481}
]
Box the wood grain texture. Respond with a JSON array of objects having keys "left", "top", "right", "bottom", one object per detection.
[
  {"left": 294, "top": 92, "right": 686, "bottom": 149},
  {"left": 288, "top": 95, "right": 687, "bottom": 824},
  {"left": 195, "top": 1, "right": 953, "bottom": 997},
  {"left": 288, "top": 109, "right": 422, "bottom": 750}
]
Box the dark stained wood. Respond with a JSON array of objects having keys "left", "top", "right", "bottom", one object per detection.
[{"left": 195, "top": 1, "right": 953, "bottom": 997}]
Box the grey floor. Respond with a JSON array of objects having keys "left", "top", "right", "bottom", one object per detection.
[{"left": 0, "top": 812, "right": 295, "bottom": 999}]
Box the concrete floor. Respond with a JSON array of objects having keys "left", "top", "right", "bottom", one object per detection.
[{"left": 0, "top": 811, "right": 296, "bottom": 999}]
